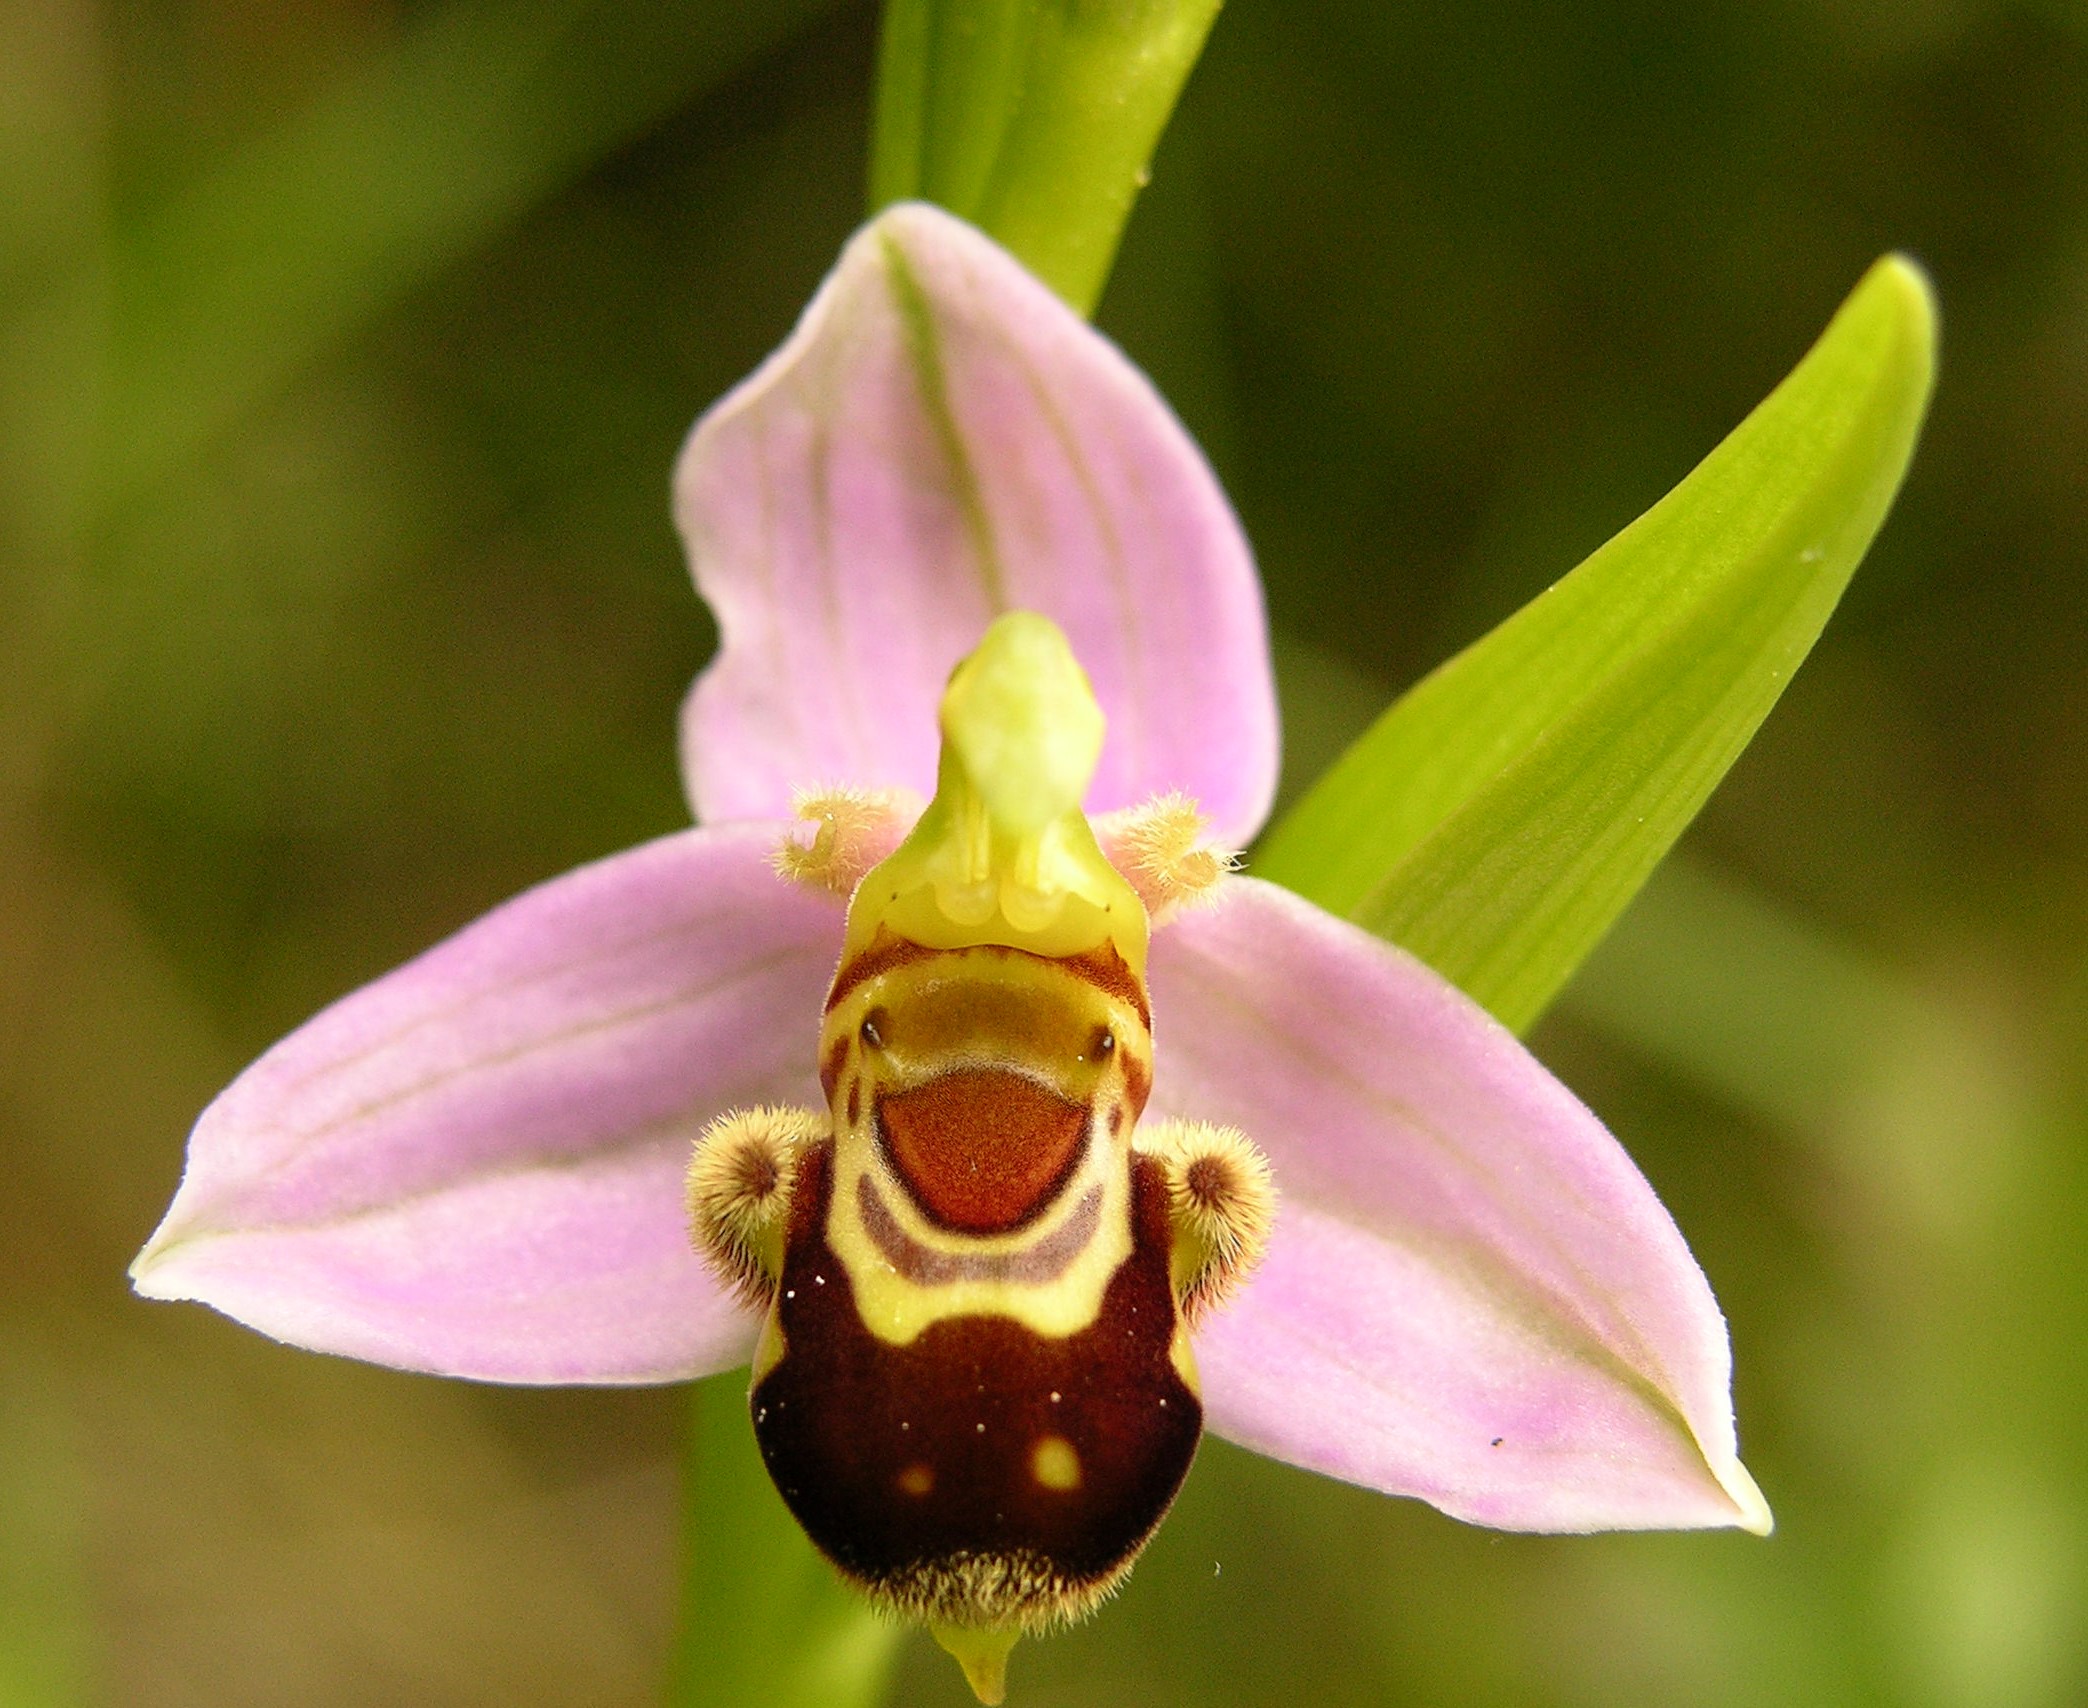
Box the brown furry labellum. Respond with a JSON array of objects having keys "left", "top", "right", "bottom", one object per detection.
[{"left": 688, "top": 931, "right": 1274, "bottom": 1704}]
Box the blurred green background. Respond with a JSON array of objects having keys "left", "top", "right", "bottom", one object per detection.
[{"left": 4, "top": 1, "right": 2086, "bottom": 1703}]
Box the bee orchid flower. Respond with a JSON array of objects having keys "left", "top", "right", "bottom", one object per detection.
[{"left": 132, "top": 203, "right": 1769, "bottom": 1701}]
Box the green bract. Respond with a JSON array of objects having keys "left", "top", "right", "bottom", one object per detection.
[
  {"left": 870, "top": 0, "right": 1223, "bottom": 314},
  {"left": 1255, "top": 256, "right": 1938, "bottom": 1034}
]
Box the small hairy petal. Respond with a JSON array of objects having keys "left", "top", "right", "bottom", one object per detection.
[
  {"left": 131, "top": 825, "right": 837, "bottom": 1384},
  {"left": 1095, "top": 793, "right": 1239, "bottom": 923},
  {"left": 674, "top": 201, "right": 1278, "bottom": 847},
  {"left": 772, "top": 785, "right": 921, "bottom": 898},
  {"left": 1148, "top": 879, "right": 1771, "bottom": 1535}
]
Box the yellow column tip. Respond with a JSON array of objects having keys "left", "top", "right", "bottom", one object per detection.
[{"left": 932, "top": 1622, "right": 1020, "bottom": 1705}]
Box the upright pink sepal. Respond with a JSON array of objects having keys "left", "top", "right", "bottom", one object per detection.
[
  {"left": 131, "top": 825, "right": 838, "bottom": 1384},
  {"left": 1149, "top": 879, "right": 1772, "bottom": 1534},
  {"left": 674, "top": 202, "right": 1279, "bottom": 847}
]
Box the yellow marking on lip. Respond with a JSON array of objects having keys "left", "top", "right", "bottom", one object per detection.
[
  {"left": 815, "top": 942, "right": 1150, "bottom": 1349},
  {"left": 1030, "top": 1435, "right": 1082, "bottom": 1492},
  {"left": 826, "top": 1141, "right": 1132, "bottom": 1346},
  {"left": 1168, "top": 1320, "right": 1199, "bottom": 1395}
]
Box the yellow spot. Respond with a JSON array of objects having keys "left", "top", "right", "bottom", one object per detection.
[
  {"left": 1030, "top": 1434, "right": 1082, "bottom": 1491},
  {"left": 897, "top": 1463, "right": 935, "bottom": 1497}
]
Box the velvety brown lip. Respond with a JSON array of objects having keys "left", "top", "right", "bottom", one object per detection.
[
  {"left": 877, "top": 1068, "right": 1089, "bottom": 1234},
  {"left": 754, "top": 1143, "right": 1201, "bottom": 1613}
]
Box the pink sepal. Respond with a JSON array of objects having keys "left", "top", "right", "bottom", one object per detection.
[
  {"left": 675, "top": 203, "right": 1279, "bottom": 848},
  {"left": 132, "top": 825, "right": 837, "bottom": 1384},
  {"left": 1149, "top": 879, "right": 1772, "bottom": 1534}
]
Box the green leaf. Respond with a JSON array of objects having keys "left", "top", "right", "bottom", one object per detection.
[
  {"left": 1254, "top": 255, "right": 1938, "bottom": 1034},
  {"left": 870, "top": 0, "right": 1224, "bottom": 315},
  {"left": 676, "top": 1373, "right": 902, "bottom": 1708}
]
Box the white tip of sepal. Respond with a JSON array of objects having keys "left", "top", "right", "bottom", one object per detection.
[
  {"left": 1716, "top": 1453, "right": 1776, "bottom": 1536},
  {"left": 128, "top": 1226, "right": 195, "bottom": 1299}
]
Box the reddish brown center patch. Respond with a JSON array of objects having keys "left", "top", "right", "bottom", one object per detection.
[{"left": 877, "top": 1070, "right": 1089, "bottom": 1234}]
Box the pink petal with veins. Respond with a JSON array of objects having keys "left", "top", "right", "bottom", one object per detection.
[
  {"left": 1150, "top": 878, "right": 1771, "bottom": 1534},
  {"left": 132, "top": 824, "right": 838, "bottom": 1384},
  {"left": 675, "top": 202, "right": 1277, "bottom": 846}
]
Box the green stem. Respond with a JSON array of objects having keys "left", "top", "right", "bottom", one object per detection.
[{"left": 674, "top": 1373, "right": 901, "bottom": 1708}]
